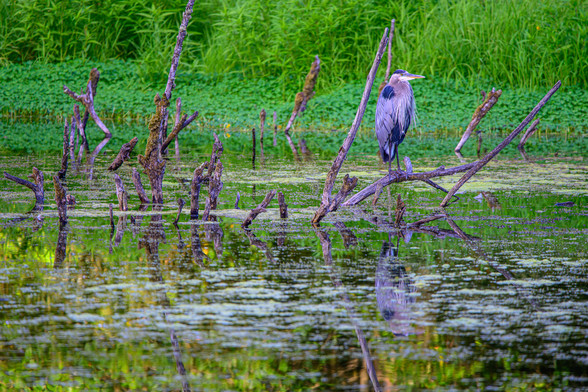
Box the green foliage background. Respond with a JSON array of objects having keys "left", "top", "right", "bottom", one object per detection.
[{"left": 1, "top": 0, "right": 586, "bottom": 90}]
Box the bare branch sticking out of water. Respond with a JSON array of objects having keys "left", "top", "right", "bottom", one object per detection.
[
  {"left": 311, "top": 28, "right": 388, "bottom": 224},
  {"left": 278, "top": 191, "right": 288, "bottom": 219},
  {"left": 3, "top": 167, "right": 44, "bottom": 211},
  {"left": 242, "top": 190, "right": 277, "bottom": 228},
  {"left": 190, "top": 161, "right": 209, "bottom": 219},
  {"left": 284, "top": 56, "right": 321, "bottom": 160},
  {"left": 57, "top": 119, "right": 69, "bottom": 180},
  {"left": 272, "top": 111, "right": 278, "bottom": 147},
  {"left": 161, "top": 98, "right": 198, "bottom": 153},
  {"left": 518, "top": 118, "right": 540, "bottom": 151},
  {"left": 53, "top": 175, "right": 67, "bottom": 225},
  {"left": 202, "top": 161, "right": 223, "bottom": 222},
  {"left": 234, "top": 192, "right": 241, "bottom": 209},
  {"left": 131, "top": 168, "right": 150, "bottom": 205},
  {"left": 63, "top": 68, "right": 111, "bottom": 138},
  {"left": 441, "top": 81, "right": 560, "bottom": 207},
  {"left": 113, "top": 174, "right": 129, "bottom": 211},
  {"left": 108, "top": 137, "right": 138, "bottom": 171},
  {"left": 174, "top": 198, "right": 185, "bottom": 225},
  {"left": 454, "top": 88, "right": 502, "bottom": 155}
]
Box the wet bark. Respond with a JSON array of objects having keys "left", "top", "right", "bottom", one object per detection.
[
  {"left": 312, "top": 29, "right": 388, "bottom": 224},
  {"left": 242, "top": 190, "right": 276, "bottom": 228},
  {"left": 108, "top": 137, "right": 138, "bottom": 171},
  {"left": 3, "top": 167, "right": 44, "bottom": 211},
  {"left": 131, "top": 168, "right": 150, "bottom": 205},
  {"left": 454, "top": 88, "right": 502, "bottom": 155},
  {"left": 202, "top": 161, "right": 223, "bottom": 221}
]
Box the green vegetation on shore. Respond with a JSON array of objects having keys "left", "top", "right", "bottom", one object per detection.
[
  {"left": 1, "top": 60, "right": 587, "bottom": 135},
  {"left": 1, "top": 0, "right": 586, "bottom": 90}
]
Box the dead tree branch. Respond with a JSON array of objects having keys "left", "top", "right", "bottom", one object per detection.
[
  {"left": 454, "top": 88, "right": 502, "bottom": 154},
  {"left": 202, "top": 161, "right": 223, "bottom": 221},
  {"left": 384, "top": 19, "right": 396, "bottom": 82},
  {"left": 113, "top": 174, "right": 129, "bottom": 211},
  {"left": 272, "top": 111, "right": 278, "bottom": 147},
  {"left": 190, "top": 161, "right": 208, "bottom": 219},
  {"left": 161, "top": 98, "right": 198, "bottom": 153},
  {"left": 108, "top": 137, "right": 138, "bottom": 171},
  {"left": 312, "top": 28, "right": 389, "bottom": 224},
  {"left": 63, "top": 68, "right": 111, "bottom": 138},
  {"left": 242, "top": 190, "right": 277, "bottom": 228},
  {"left": 53, "top": 175, "right": 67, "bottom": 225},
  {"left": 131, "top": 168, "right": 150, "bottom": 205},
  {"left": 174, "top": 198, "right": 185, "bottom": 225},
  {"left": 278, "top": 191, "right": 288, "bottom": 219},
  {"left": 518, "top": 118, "right": 540, "bottom": 150},
  {"left": 283, "top": 56, "right": 321, "bottom": 160},
  {"left": 3, "top": 167, "right": 45, "bottom": 211},
  {"left": 441, "top": 81, "right": 561, "bottom": 207},
  {"left": 57, "top": 119, "right": 69, "bottom": 179}
]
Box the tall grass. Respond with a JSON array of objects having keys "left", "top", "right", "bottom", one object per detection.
[{"left": 0, "top": 0, "right": 586, "bottom": 89}]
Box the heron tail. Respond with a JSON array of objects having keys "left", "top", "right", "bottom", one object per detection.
[{"left": 380, "top": 143, "right": 396, "bottom": 163}]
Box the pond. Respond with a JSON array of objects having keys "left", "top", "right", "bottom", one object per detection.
[{"left": 0, "top": 128, "right": 586, "bottom": 391}]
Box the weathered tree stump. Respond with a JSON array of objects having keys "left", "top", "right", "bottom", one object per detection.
[
  {"left": 190, "top": 161, "right": 209, "bottom": 219},
  {"left": 113, "top": 174, "right": 129, "bottom": 211}
]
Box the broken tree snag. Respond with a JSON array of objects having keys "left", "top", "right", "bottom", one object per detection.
[
  {"left": 235, "top": 192, "right": 241, "bottom": 209},
  {"left": 161, "top": 98, "right": 198, "bottom": 153},
  {"left": 139, "top": 93, "right": 169, "bottom": 205},
  {"left": 69, "top": 116, "right": 76, "bottom": 161},
  {"left": 278, "top": 191, "right": 288, "bottom": 219},
  {"left": 53, "top": 175, "right": 67, "bottom": 225},
  {"left": 113, "top": 174, "right": 129, "bottom": 211},
  {"left": 202, "top": 161, "right": 223, "bottom": 221},
  {"left": 190, "top": 161, "right": 209, "bottom": 219},
  {"left": 73, "top": 105, "right": 88, "bottom": 163},
  {"left": 131, "top": 168, "right": 150, "bottom": 205},
  {"left": 441, "top": 81, "right": 561, "bottom": 207},
  {"left": 384, "top": 19, "right": 396, "bottom": 82},
  {"left": 313, "top": 174, "right": 359, "bottom": 224},
  {"left": 58, "top": 118, "right": 69, "bottom": 180},
  {"left": 272, "top": 111, "right": 278, "bottom": 147},
  {"left": 242, "top": 189, "right": 277, "bottom": 228},
  {"left": 3, "top": 167, "right": 45, "bottom": 211},
  {"left": 108, "top": 137, "right": 138, "bottom": 171},
  {"left": 260, "top": 109, "right": 266, "bottom": 145},
  {"left": 63, "top": 68, "right": 111, "bottom": 138},
  {"left": 394, "top": 194, "right": 406, "bottom": 226},
  {"left": 207, "top": 132, "right": 224, "bottom": 177},
  {"left": 518, "top": 118, "right": 540, "bottom": 151},
  {"left": 283, "top": 56, "right": 321, "bottom": 160},
  {"left": 454, "top": 88, "right": 502, "bottom": 154},
  {"left": 372, "top": 182, "right": 384, "bottom": 208},
  {"left": 174, "top": 198, "right": 185, "bottom": 225},
  {"left": 312, "top": 28, "right": 389, "bottom": 224}
]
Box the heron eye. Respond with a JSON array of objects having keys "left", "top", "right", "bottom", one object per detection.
[{"left": 382, "top": 309, "right": 395, "bottom": 320}]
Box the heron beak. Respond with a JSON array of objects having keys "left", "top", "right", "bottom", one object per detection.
[{"left": 403, "top": 73, "right": 425, "bottom": 80}]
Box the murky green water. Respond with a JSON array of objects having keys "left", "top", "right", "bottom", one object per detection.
[{"left": 1, "top": 134, "right": 587, "bottom": 391}]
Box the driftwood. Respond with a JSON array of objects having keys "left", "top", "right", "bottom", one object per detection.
[
  {"left": 440, "top": 81, "right": 560, "bottom": 207},
  {"left": 454, "top": 88, "right": 502, "bottom": 154},
  {"left": 131, "top": 168, "right": 150, "bottom": 205},
  {"left": 57, "top": 119, "right": 69, "bottom": 179},
  {"left": 284, "top": 56, "right": 321, "bottom": 160},
  {"left": 278, "top": 191, "right": 288, "bottom": 219},
  {"left": 518, "top": 118, "right": 540, "bottom": 151},
  {"left": 312, "top": 28, "right": 389, "bottom": 224},
  {"left": 138, "top": 0, "right": 195, "bottom": 205},
  {"left": 342, "top": 81, "right": 561, "bottom": 209},
  {"left": 63, "top": 68, "right": 111, "bottom": 138},
  {"left": 190, "top": 161, "right": 208, "bottom": 219},
  {"left": 242, "top": 190, "right": 276, "bottom": 228},
  {"left": 174, "top": 198, "right": 185, "bottom": 225},
  {"left": 113, "top": 174, "right": 128, "bottom": 211},
  {"left": 272, "top": 111, "right": 278, "bottom": 147},
  {"left": 108, "top": 137, "right": 138, "bottom": 171},
  {"left": 3, "top": 167, "right": 44, "bottom": 211},
  {"left": 53, "top": 175, "right": 67, "bottom": 225},
  {"left": 202, "top": 161, "right": 223, "bottom": 221}
]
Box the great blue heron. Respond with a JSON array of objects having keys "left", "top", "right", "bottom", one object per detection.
[{"left": 375, "top": 69, "right": 425, "bottom": 176}]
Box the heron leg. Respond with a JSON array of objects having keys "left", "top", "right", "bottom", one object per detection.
[
  {"left": 395, "top": 144, "right": 401, "bottom": 171},
  {"left": 388, "top": 142, "right": 393, "bottom": 178}
]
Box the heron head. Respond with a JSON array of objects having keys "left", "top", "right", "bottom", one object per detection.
[{"left": 392, "top": 69, "right": 425, "bottom": 82}]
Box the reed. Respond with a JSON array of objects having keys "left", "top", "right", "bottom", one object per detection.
[{"left": 0, "top": 0, "right": 586, "bottom": 89}]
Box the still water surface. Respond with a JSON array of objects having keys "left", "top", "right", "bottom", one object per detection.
[{"left": 0, "top": 142, "right": 586, "bottom": 390}]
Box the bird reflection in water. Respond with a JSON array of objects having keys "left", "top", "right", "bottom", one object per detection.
[{"left": 376, "top": 233, "right": 420, "bottom": 337}]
